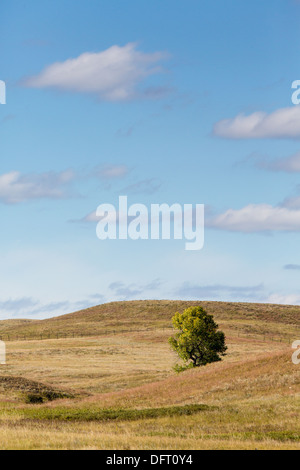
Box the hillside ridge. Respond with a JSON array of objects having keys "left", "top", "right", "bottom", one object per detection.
[{"left": 0, "top": 299, "right": 299, "bottom": 342}]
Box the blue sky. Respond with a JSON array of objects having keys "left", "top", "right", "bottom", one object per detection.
[{"left": 2, "top": 0, "right": 300, "bottom": 318}]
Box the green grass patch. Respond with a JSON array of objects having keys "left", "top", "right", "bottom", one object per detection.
[
  {"left": 244, "top": 431, "right": 300, "bottom": 442},
  {"left": 21, "top": 404, "right": 212, "bottom": 422},
  {"left": 23, "top": 390, "right": 74, "bottom": 404}
]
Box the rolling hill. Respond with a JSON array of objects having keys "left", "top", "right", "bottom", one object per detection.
[
  {"left": 0, "top": 300, "right": 299, "bottom": 450},
  {"left": 0, "top": 299, "right": 298, "bottom": 341}
]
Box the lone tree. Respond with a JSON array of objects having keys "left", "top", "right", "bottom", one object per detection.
[{"left": 169, "top": 306, "right": 227, "bottom": 372}]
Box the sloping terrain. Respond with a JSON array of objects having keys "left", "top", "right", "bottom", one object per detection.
[
  {"left": 0, "top": 300, "right": 299, "bottom": 450},
  {"left": 0, "top": 300, "right": 298, "bottom": 341}
]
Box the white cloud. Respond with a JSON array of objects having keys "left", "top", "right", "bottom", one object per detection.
[
  {"left": 284, "top": 264, "right": 300, "bottom": 270},
  {"left": 208, "top": 203, "right": 300, "bottom": 233},
  {"left": 109, "top": 279, "right": 163, "bottom": 299},
  {"left": 214, "top": 106, "right": 300, "bottom": 139},
  {"left": 0, "top": 169, "right": 75, "bottom": 204},
  {"left": 96, "top": 165, "right": 129, "bottom": 179},
  {"left": 119, "top": 178, "right": 162, "bottom": 195},
  {"left": 81, "top": 210, "right": 101, "bottom": 223},
  {"left": 266, "top": 293, "right": 300, "bottom": 306},
  {"left": 0, "top": 297, "right": 39, "bottom": 313},
  {"left": 281, "top": 194, "right": 300, "bottom": 209},
  {"left": 24, "top": 43, "right": 169, "bottom": 101},
  {"left": 0, "top": 297, "right": 106, "bottom": 319},
  {"left": 257, "top": 151, "right": 300, "bottom": 172},
  {"left": 177, "top": 282, "right": 265, "bottom": 300}
]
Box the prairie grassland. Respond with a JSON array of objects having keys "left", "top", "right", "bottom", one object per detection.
[
  {"left": 0, "top": 300, "right": 298, "bottom": 341},
  {"left": 0, "top": 396, "right": 299, "bottom": 451},
  {"left": 0, "top": 300, "right": 299, "bottom": 450}
]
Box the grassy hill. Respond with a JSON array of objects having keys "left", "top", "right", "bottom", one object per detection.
[
  {"left": 0, "top": 300, "right": 299, "bottom": 450},
  {"left": 0, "top": 299, "right": 298, "bottom": 341}
]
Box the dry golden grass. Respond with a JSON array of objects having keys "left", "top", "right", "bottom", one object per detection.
[
  {"left": 0, "top": 299, "right": 298, "bottom": 341},
  {"left": 0, "top": 300, "right": 299, "bottom": 450}
]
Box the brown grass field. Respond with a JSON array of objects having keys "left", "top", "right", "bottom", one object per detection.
[{"left": 0, "top": 300, "right": 299, "bottom": 450}]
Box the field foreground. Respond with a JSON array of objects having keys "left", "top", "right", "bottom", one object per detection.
[{"left": 0, "top": 300, "right": 299, "bottom": 450}]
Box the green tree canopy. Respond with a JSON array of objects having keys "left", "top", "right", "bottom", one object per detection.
[{"left": 169, "top": 306, "right": 227, "bottom": 371}]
